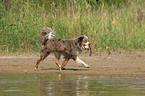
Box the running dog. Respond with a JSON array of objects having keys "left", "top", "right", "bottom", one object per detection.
[{"left": 35, "top": 27, "right": 92, "bottom": 70}]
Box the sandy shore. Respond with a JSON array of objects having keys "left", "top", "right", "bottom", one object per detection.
[{"left": 0, "top": 52, "right": 145, "bottom": 75}]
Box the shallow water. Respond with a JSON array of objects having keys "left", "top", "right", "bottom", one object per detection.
[{"left": 0, "top": 74, "right": 145, "bottom": 96}]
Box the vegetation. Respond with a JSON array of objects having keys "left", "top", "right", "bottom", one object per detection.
[{"left": 0, "top": 0, "right": 144, "bottom": 54}]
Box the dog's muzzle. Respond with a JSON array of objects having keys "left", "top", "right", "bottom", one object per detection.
[
  {"left": 82, "top": 42, "right": 92, "bottom": 56},
  {"left": 83, "top": 42, "right": 89, "bottom": 49}
]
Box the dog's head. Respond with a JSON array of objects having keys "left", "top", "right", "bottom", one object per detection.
[{"left": 77, "top": 35, "right": 92, "bottom": 56}]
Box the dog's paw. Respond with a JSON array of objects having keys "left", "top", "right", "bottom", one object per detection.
[
  {"left": 59, "top": 65, "right": 62, "bottom": 71},
  {"left": 85, "top": 65, "right": 90, "bottom": 68},
  {"left": 34, "top": 67, "right": 39, "bottom": 71},
  {"left": 59, "top": 65, "right": 61, "bottom": 68}
]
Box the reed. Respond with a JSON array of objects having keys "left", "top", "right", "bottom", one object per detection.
[{"left": 0, "top": 0, "right": 144, "bottom": 54}]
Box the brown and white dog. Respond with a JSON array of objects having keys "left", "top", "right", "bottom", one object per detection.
[{"left": 35, "top": 27, "right": 92, "bottom": 70}]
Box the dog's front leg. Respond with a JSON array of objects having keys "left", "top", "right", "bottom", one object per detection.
[
  {"left": 55, "top": 58, "right": 61, "bottom": 68},
  {"left": 54, "top": 52, "right": 61, "bottom": 69},
  {"left": 75, "top": 57, "right": 90, "bottom": 68}
]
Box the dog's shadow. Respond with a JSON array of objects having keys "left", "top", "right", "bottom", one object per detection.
[{"left": 41, "top": 68, "right": 87, "bottom": 71}]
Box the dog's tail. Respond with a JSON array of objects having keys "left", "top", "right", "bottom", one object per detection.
[{"left": 39, "top": 27, "right": 55, "bottom": 44}]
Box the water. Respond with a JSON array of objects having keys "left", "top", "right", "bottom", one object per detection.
[{"left": 0, "top": 74, "right": 145, "bottom": 96}]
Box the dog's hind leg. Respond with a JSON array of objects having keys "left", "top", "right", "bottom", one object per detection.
[
  {"left": 35, "top": 50, "right": 50, "bottom": 69},
  {"left": 54, "top": 52, "right": 61, "bottom": 68},
  {"left": 60, "top": 59, "right": 69, "bottom": 70}
]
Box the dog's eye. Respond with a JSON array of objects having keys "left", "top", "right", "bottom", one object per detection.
[
  {"left": 83, "top": 38, "right": 88, "bottom": 43},
  {"left": 84, "top": 40, "right": 87, "bottom": 43}
]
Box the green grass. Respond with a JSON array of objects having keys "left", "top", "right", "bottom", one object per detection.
[{"left": 0, "top": 0, "right": 145, "bottom": 54}]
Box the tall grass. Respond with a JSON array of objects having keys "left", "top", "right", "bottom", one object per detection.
[{"left": 0, "top": 0, "right": 145, "bottom": 54}]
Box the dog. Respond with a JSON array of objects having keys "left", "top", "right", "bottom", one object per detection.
[{"left": 35, "top": 27, "right": 92, "bottom": 70}]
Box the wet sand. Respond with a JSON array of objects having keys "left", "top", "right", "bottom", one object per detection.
[{"left": 0, "top": 52, "right": 145, "bottom": 75}]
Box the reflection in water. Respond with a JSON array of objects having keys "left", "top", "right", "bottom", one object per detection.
[
  {"left": 0, "top": 74, "right": 145, "bottom": 96},
  {"left": 36, "top": 74, "right": 145, "bottom": 96}
]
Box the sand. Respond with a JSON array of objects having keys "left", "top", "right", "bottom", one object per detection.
[{"left": 0, "top": 52, "right": 145, "bottom": 75}]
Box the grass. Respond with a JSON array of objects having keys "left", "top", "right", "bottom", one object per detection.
[{"left": 0, "top": 0, "right": 145, "bottom": 54}]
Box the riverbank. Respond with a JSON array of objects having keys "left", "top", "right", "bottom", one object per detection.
[{"left": 0, "top": 52, "right": 145, "bottom": 75}]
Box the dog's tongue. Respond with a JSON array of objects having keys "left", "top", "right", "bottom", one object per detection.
[{"left": 89, "top": 45, "right": 92, "bottom": 56}]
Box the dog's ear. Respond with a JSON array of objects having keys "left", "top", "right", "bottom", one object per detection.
[
  {"left": 78, "top": 36, "right": 84, "bottom": 43},
  {"left": 77, "top": 36, "right": 85, "bottom": 49}
]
